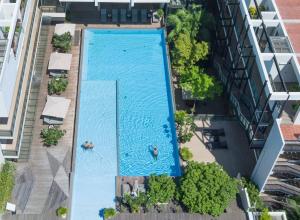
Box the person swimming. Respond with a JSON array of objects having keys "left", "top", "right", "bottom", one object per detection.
[{"left": 153, "top": 146, "right": 158, "bottom": 160}]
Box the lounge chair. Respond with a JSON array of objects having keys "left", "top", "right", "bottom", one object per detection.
[
  {"left": 121, "top": 183, "right": 131, "bottom": 196},
  {"left": 112, "top": 9, "right": 118, "bottom": 23},
  {"left": 132, "top": 9, "right": 138, "bottom": 24},
  {"left": 120, "top": 9, "right": 126, "bottom": 23},
  {"left": 203, "top": 128, "right": 225, "bottom": 136},
  {"left": 100, "top": 9, "right": 107, "bottom": 23},
  {"left": 206, "top": 141, "right": 228, "bottom": 150},
  {"left": 141, "top": 9, "right": 147, "bottom": 23}
]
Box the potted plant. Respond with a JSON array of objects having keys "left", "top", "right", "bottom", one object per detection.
[
  {"left": 52, "top": 32, "right": 72, "bottom": 53},
  {"left": 260, "top": 208, "right": 272, "bottom": 220},
  {"left": 48, "top": 77, "right": 68, "bottom": 95},
  {"left": 180, "top": 147, "right": 193, "bottom": 161},
  {"left": 103, "top": 208, "right": 116, "bottom": 219},
  {"left": 248, "top": 6, "right": 258, "bottom": 19},
  {"left": 2, "top": 27, "right": 10, "bottom": 39},
  {"left": 56, "top": 207, "right": 68, "bottom": 219},
  {"left": 40, "top": 127, "right": 66, "bottom": 146}
]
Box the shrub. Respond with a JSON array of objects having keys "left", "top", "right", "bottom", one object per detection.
[
  {"left": 260, "top": 208, "right": 272, "bottom": 220},
  {"left": 180, "top": 66, "right": 223, "bottom": 101},
  {"left": 104, "top": 208, "right": 116, "bottom": 219},
  {"left": 178, "top": 162, "right": 238, "bottom": 216},
  {"left": 249, "top": 6, "right": 258, "bottom": 19},
  {"left": 175, "top": 111, "right": 196, "bottom": 143},
  {"left": 147, "top": 174, "right": 176, "bottom": 204},
  {"left": 41, "top": 127, "right": 66, "bottom": 146},
  {"left": 48, "top": 77, "right": 68, "bottom": 95},
  {"left": 56, "top": 207, "right": 68, "bottom": 218},
  {"left": 180, "top": 147, "right": 193, "bottom": 161},
  {"left": 52, "top": 32, "right": 72, "bottom": 52},
  {"left": 156, "top": 9, "right": 164, "bottom": 19},
  {"left": 240, "top": 178, "right": 265, "bottom": 210},
  {"left": 122, "top": 193, "right": 148, "bottom": 213},
  {"left": 0, "top": 162, "right": 15, "bottom": 213},
  {"left": 286, "top": 196, "right": 300, "bottom": 220}
]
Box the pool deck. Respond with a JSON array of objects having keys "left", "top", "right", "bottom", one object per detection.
[{"left": 3, "top": 23, "right": 163, "bottom": 219}]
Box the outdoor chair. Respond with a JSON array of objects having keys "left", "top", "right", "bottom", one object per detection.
[
  {"left": 112, "top": 9, "right": 118, "bottom": 23},
  {"left": 203, "top": 128, "right": 225, "bottom": 136},
  {"left": 132, "top": 9, "right": 138, "bottom": 24},
  {"left": 6, "top": 202, "right": 16, "bottom": 214},
  {"left": 121, "top": 183, "right": 131, "bottom": 196},
  {"left": 141, "top": 9, "right": 147, "bottom": 23},
  {"left": 206, "top": 141, "right": 228, "bottom": 150},
  {"left": 100, "top": 9, "right": 107, "bottom": 23},
  {"left": 120, "top": 9, "right": 126, "bottom": 23}
]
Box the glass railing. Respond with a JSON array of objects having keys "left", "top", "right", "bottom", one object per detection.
[{"left": 2, "top": 0, "right": 39, "bottom": 157}]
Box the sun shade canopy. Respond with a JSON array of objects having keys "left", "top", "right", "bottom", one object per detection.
[
  {"left": 54, "top": 23, "right": 76, "bottom": 36},
  {"left": 42, "top": 96, "right": 71, "bottom": 119},
  {"left": 48, "top": 52, "right": 72, "bottom": 71}
]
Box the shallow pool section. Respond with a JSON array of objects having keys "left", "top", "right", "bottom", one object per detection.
[
  {"left": 71, "top": 81, "right": 117, "bottom": 220},
  {"left": 83, "top": 29, "right": 180, "bottom": 176}
]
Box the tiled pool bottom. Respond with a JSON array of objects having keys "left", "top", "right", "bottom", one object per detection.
[
  {"left": 71, "top": 81, "right": 117, "bottom": 220},
  {"left": 71, "top": 29, "right": 181, "bottom": 220},
  {"left": 83, "top": 29, "right": 180, "bottom": 176}
]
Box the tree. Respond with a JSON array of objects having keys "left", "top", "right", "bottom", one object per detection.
[
  {"left": 260, "top": 208, "right": 272, "bottom": 220},
  {"left": 172, "top": 33, "right": 209, "bottom": 70},
  {"left": 167, "top": 5, "right": 203, "bottom": 43},
  {"left": 178, "top": 162, "right": 238, "bottom": 216},
  {"left": 180, "top": 66, "right": 222, "bottom": 100},
  {"left": 147, "top": 174, "right": 176, "bottom": 204},
  {"left": 175, "top": 110, "right": 196, "bottom": 143}
]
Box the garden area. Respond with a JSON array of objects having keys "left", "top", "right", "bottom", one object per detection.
[
  {"left": 0, "top": 162, "right": 15, "bottom": 214},
  {"left": 167, "top": 2, "right": 231, "bottom": 116},
  {"left": 103, "top": 161, "right": 246, "bottom": 219}
]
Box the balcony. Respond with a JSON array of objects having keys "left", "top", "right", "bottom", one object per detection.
[
  {"left": 246, "top": 0, "right": 278, "bottom": 20},
  {"left": 254, "top": 22, "right": 292, "bottom": 53},
  {"left": 264, "top": 177, "right": 300, "bottom": 196}
]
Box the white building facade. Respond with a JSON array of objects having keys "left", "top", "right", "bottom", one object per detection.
[
  {"left": 215, "top": 0, "right": 300, "bottom": 204},
  {"left": 0, "top": 0, "right": 40, "bottom": 159}
]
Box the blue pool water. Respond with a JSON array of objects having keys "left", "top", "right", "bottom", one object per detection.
[{"left": 71, "top": 29, "right": 180, "bottom": 220}]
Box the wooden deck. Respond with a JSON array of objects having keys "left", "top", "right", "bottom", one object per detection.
[{"left": 4, "top": 23, "right": 81, "bottom": 217}]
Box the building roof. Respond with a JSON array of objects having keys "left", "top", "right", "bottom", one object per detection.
[
  {"left": 280, "top": 124, "right": 300, "bottom": 141},
  {"left": 54, "top": 23, "right": 76, "bottom": 36},
  {"left": 276, "top": 0, "right": 300, "bottom": 63},
  {"left": 42, "top": 96, "right": 71, "bottom": 119},
  {"left": 48, "top": 52, "right": 72, "bottom": 71}
]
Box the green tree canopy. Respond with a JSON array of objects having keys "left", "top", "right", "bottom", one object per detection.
[
  {"left": 180, "top": 66, "right": 222, "bottom": 100},
  {"left": 147, "top": 174, "right": 176, "bottom": 204},
  {"left": 175, "top": 110, "right": 196, "bottom": 143},
  {"left": 285, "top": 196, "right": 300, "bottom": 220},
  {"left": 172, "top": 33, "right": 209, "bottom": 70},
  {"left": 178, "top": 162, "right": 238, "bottom": 216}
]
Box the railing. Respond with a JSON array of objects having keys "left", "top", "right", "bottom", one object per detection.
[{"left": 2, "top": 0, "right": 40, "bottom": 158}]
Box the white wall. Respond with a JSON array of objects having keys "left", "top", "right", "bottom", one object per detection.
[
  {"left": 251, "top": 119, "right": 284, "bottom": 190},
  {"left": 0, "top": 0, "right": 33, "bottom": 118}
]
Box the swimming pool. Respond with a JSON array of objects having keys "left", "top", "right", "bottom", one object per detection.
[
  {"left": 71, "top": 29, "right": 180, "bottom": 220},
  {"left": 83, "top": 29, "right": 180, "bottom": 176}
]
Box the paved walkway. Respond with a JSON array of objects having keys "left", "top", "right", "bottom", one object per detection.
[{"left": 184, "top": 119, "right": 256, "bottom": 177}]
